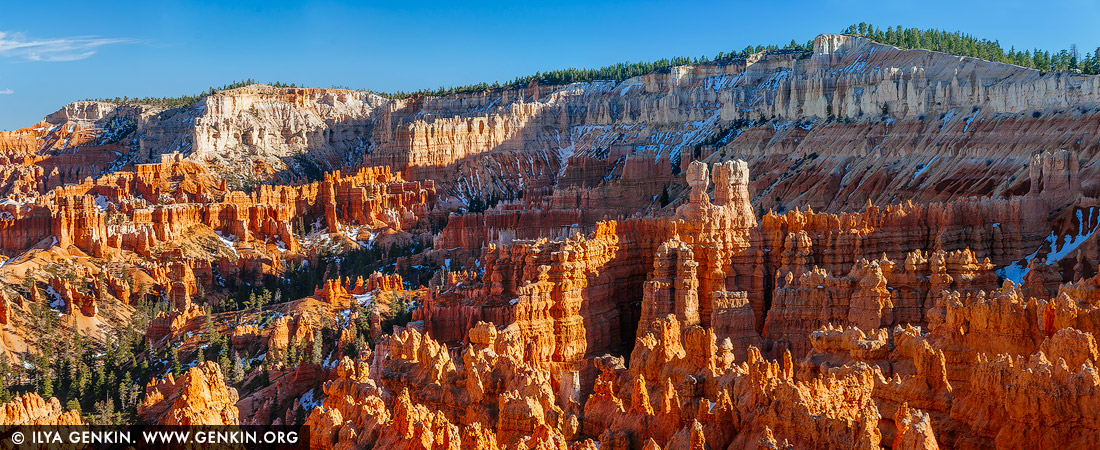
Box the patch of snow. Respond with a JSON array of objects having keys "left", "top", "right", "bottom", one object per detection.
[
  {"left": 964, "top": 108, "right": 981, "bottom": 132},
  {"left": 45, "top": 286, "right": 64, "bottom": 310},
  {"left": 93, "top": 194, "right": 112, "bottom": 212},
  {"left": 353, "top": 292, "right": 374, "bottom": 309},
  {"left": 940, "top": 109, "right": 956, "bottom": 128},
  {"left": 1045, "top": 208, "right": 1096, "bottom": 262},
  {"left": 839, "top": 52, "right": 869, "bottom": 74},
  {"left": 701, "top": 73, "right": 743, "bottom": 91},
  {"left": 214, "top": 231, "right": 239, "bottom": 257},
  {"left": 912, "top": 156, "right": 937, "bottom": 181},
  {"left": 618, "top": 82, "right": 644, "bottom": 96},
  {"left": 299, "top": 389, "right": 322, "bottom": 411},
  {"left": 997, "top": 207, "right": 1100, "bottom": 283}
]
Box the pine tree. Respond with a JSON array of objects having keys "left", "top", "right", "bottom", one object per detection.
[
  {"left": 311, "top": 331, "right": 323, "bottom": 365},
  {"left": 203, "top": 314, "right": 216, "bottom": 342},
  {"left": 74, "top": 362, "right": 89, "bottom": 399},
  {"left": 93, "top": 364, "right": 107, "bottom": 402},
  {"left": 94, "top": 399, "right": 115, "bottom": 425},
  {"left": 218, "top": 351, "right": 230, "bottom": 379},
  {"left": 231, "top": 352, "right": 244, "bottom": 383},
  {"left": 294, "top": 405, "right": 306, "bottom": 425},
  {"left": 40, "top": 372, "right": 53, "bottom": 398},
  {"left": 0, "top": 354, "right": 10, "bottom": 403},
  {"left": 287, "top": 342, "right": 298, "bottom": 368},
  {"left": 169, "top": 346, "right": 181, "bottom": 376},
  {"left": 841, "top": 23, "right": 1100, "bottom": 74},
  {"left": 119, "top": 372, "right": 133, "bottom": 407}
]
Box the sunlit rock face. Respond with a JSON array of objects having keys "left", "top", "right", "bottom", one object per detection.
[{"left": 0, "top": 393, "right": 85, "bottom": 425}]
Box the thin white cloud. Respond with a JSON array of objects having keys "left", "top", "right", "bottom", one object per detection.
[
  {"left": 0, "top": 31, "right": 135, "bottom": 62},
  {"left": 0, "top": 89, "right": 12, "bottom": 95}
]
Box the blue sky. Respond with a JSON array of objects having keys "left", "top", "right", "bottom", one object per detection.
[{"left": 2, "top": 0, "right": 1099, "bottom": 130}]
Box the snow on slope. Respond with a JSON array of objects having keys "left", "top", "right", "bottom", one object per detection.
[{"left": 998, "top": 207, "right": 1100, "bottom": 284}]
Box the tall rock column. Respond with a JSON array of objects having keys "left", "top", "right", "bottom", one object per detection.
[
  {"left": 710, "top": 291, "right": 761, "bottom": 360},
  {"left": 847, "top": 260, "right": 894, "bottom": 331},
  {"left": 1029, "top": 149, "right": 1081, "bottom": 213},
  {"left": 676, "top": 160, "right": 757, "bottom": 326},
  {"left": 548, "top": 256, "right": 588, "bottom": 363},
  {"left": 0, "top": 292, "right": 11, "bottom": 325},
  {"left": 640, "top": 237, "right": 700, "bottom": 333},
  {"left": 674, "top": 245, "right": 701, "bottom": 329},
  {"left": 322, "top": 177, "right": 339, "bottom": 231},
  {"left": 712, "top": 159, "right": 756, "bottom": 224}
]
